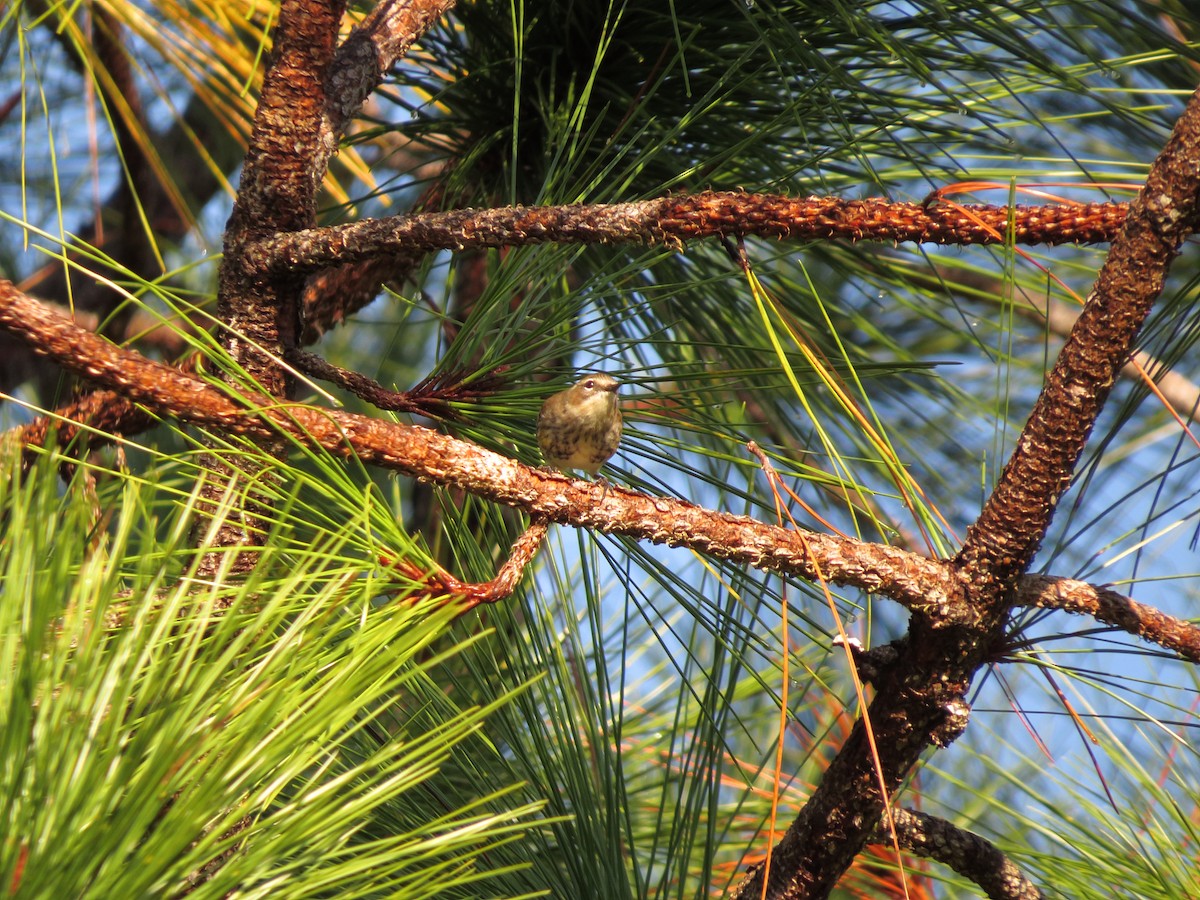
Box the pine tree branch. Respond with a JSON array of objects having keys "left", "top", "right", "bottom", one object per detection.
[
  {"left": 215, "top": 0, "right": 346, "bottom": 389},
  {"left": 875, "top": 808, "right": 1042, "bottom": 900},
  {"left": 0, "top": 278, "right": 960, "bottom": 617},
  {"left": 202, "top": 0, "right": 456, "bottom": 569},
  {"left": 11, "top": 282, "right": 1200, "bottom": 665},
  {"left": 299, "top": 179, "right": 451, "bottom": 342},
  {"left": 956, "top": 87, "right": 1200, "bottom": 594},
  {"left": 383, "top": 520, "right": 550, "bottom": 612},
  {"left": 327, "top": 0, "right": 458, "bottom": 137},
  {"left": 200, "top": 0, "right": 349, "bottom": 570},
  {"left": 1013, "top": 575, "right": 1200, "bottom": 662},
  {"left": 730, "top": 83, "right": 1200, "bottom": 900},
  {"left": 240, "top": 193, "right": 1129, "bottom": 276}
]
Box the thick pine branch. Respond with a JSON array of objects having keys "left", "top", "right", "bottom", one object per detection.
[
  {"left": 215, "top": 0, "right": 345, "bottom": 388},
  {"left": 327, "top": 0, "right": 458, "bottom": 135},
  {"left": 0, "top": 279, "right": 963, "bottom": 623},
  {"left": 6, "top": 281, "right": 1200, "bottom": 663},
  {"left": 198, "top": 0, "right": 348, "bottom": 569},
  {"left": 730, "top": 83, "right": 1200, "bottom": 900},
  {"left": 956, "top": 88, "right": 1200, "bottom": 594},
  {"left": 881, "top": 809, "right": 1042, "bottom": 900}
]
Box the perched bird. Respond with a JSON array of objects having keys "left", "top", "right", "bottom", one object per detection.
[{"left": 537, "top": 372, "right": 623, "bottom": 476}]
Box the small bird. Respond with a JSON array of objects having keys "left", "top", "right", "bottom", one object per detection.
[{"left": 537, "top": 372, "right": 623, "bottom": 476}]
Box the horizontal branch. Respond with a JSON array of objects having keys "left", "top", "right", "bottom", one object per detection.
[
  {"left": 241, "top": 192, "right": 1129, "bottom": 276},
  {"left": 0, "top": 278, "right": 961, "bottom": 620},
  {"left": 9, "top": 282, "right": 1200, "bottom": 664},
  {"left": 1014, "top": 575, "right": 1200, "bottom": 662}
]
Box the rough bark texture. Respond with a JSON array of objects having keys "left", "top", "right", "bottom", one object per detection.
[
  {"left": 729, "top": 84, "right": 1200, "bottom": 900},
  {"left": 216, "top": 0, "right": 345, "bottom": 388},
  {"left": 244, "top": 194, "right": 1129, "bottom": 275},
  {"left": 199, "top": 0, "right": 346, "bottom": 568},
  {"left": 883, "top": 809, "right": 1042, "bottom": 900},
  {"left": 956, "top": 97, "right": 1200, "bottom": 587},
  {"left": 7, "top": 2, "right": 1200, "bottom": 893},
  {"left": 8, "top": 276, "right": 1200, "bottom": 663},
  {"left": 1, "top": 280, "right": 956, "bottom": 613}
]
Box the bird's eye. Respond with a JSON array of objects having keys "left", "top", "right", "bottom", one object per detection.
[{"left": 583, "top": 379, "right": 594, "bottom": 389}]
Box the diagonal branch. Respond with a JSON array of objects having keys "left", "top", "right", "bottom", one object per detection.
[
  {"left": 0, "top": 278, "right": 959, "bottom": 617},
  {"left": 730, "top": 83, "right": 1200, "bottom": 900},
  {"left": 956, "top": 86, "right": 1200, "bottom": 595},
  {"left": 875, "top": 808, "right": 1042, "bottom": 900},
  {"left": 12, "top": 281, "right": 1200, "bottom": 666},
  {"left": 326, "top": 0, "right": 458, "bottom": 140},
  {"left": 240, "top": 193, "right": 1129, "bottom": 276}
]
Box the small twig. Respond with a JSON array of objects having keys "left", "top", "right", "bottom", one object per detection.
[
  {"left": 747, "top": 440, "right": 851, "bottom": 540},
  {"left": 287, "top": 350, "right": 509, "bottom": 420},
  {"left": 383, "top": 520, "right": 549, "bottom": 613},
  {"left": 15, "top": 389, "right": 156, "bottom": 477}
]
